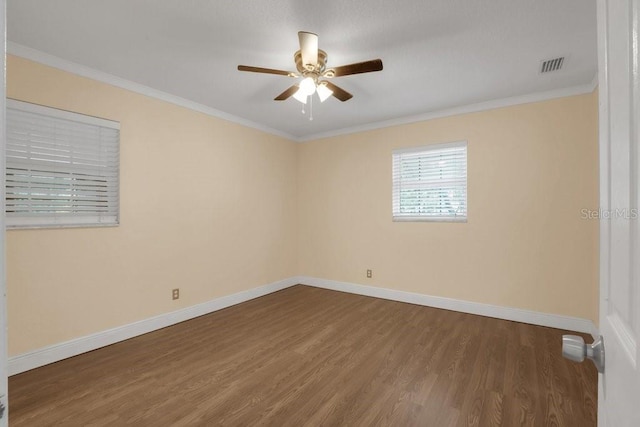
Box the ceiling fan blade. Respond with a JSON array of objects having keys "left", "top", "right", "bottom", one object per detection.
[
  {"left": 238, "top": 65, "right": 296, "bottom": 77},
  {"left": 298, "top": 31, "right": 318, "bottom": 69},
  {"left": 274, "top": 85, "right": 299, "bottom": 101},
  {"left": 329, "top": 59, "right": 383, "bottom": 77},
  {"left": 323, "top": 81, "right": 353, "bottom": 102}
]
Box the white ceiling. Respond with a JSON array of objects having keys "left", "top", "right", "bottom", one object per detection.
[{"left": 7, "top": 0, "right": 597, "bottom": 141}]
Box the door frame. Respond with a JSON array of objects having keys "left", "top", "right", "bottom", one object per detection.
[
  {"left": 596, "top": 0, "right": 640, "bottom": 425},
  {"left": 0, "top": 0, "right": 8, "bottom": 424}
]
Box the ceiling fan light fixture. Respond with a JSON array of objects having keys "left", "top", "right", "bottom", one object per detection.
[
  {"left": 293, "top": 89, "right": 309, "bottom": 104},
  {"left": 316, "top": 83, "right": 333, "bottom": 102},
  {"left": 299, "top": 77, "right": 316, "bottom": 96},
  {"left": 293, "top": 88, "right": 308, "bottom": 104}
]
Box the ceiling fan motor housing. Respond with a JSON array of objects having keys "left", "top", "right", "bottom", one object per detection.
[{"left": 295, "top": 49, "right": 332, "bottom": 79}]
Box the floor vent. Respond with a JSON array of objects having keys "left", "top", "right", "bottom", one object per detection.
[{"left": 540, "top": 57, "right": 565, "bottom": 73}]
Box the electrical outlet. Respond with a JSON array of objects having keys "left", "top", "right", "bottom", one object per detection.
[
  {"left": 172, "top": 288, "right": 180, "bottom": 300},
  {"left": 367, "top": 269, "right": 372, "bottom": 278}
]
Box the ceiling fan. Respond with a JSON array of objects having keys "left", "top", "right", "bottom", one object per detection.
[{"left": 238, "top": 31, "right": 383, "bottom": 104}]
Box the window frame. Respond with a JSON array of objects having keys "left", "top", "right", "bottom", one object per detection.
[
  {"left": 392, "top": 141, "right": 468, "bottom": 223},
  {"left": 6, "top": 99, "right": 120, "bottom": 230}
]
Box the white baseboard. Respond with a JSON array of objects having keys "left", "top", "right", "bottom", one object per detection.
[
  {"left": 8, "top": 277, "right": 299, "bottom": 375},
  {"left": 10, "top": 275, "right": 597, "bottom": 375},
  {"left": 298, "top": 276, "right": 596, "bottom": 335}
]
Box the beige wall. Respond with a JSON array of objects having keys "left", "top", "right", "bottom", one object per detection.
[
  {"left": 298, "top": 92, "right": 599, "bottom": 322},
  {"left": 7, "top": 56, "right": 299, "bottom": 355},
  {"left": 6, "top": 55, "right": 600, "bottom": 357}
]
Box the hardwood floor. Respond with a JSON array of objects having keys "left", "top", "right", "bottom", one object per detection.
[{"left": 9, "top": 285, "right": 597, "bottom": 426}]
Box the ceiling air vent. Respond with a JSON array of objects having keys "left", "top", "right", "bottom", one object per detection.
[{"left": 540, "top": 57, "right": 565, "bottom": 73}]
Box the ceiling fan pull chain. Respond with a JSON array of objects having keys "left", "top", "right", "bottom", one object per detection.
[{"left": 309, "top": 95, "right": 314, "bottom": 121}]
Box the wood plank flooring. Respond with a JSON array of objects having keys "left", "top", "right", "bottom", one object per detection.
[{"left": 9, "top": 285, "right": 597, "bottom": 426}]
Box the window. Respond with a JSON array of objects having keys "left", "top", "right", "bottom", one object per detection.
[
  {"left": 6, "top": 99, "right": 120, "bottom": 229},
  {"left": 392, "top": 141, "right": 467, "bottom": 222}
]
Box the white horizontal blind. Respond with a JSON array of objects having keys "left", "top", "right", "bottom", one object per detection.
[
  {"left": 392, "top": 141, "right": 467, "bottom": 221},
  {"left": 6, "top": 100, "right": 120, "bottom": 228}
]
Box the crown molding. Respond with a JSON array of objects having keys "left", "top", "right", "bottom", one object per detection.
[
  {"left": 9, "top": 42, "right": 598, "bottom": 144},
  {"left": 7, "top": 42, "right": 296, "bottom": 141},
  {"left": 299, "top": 78, "right": 599, "bottom": 142}
]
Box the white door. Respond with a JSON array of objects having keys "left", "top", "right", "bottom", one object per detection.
[
  {"left": 0, "top": 0, "right": 7, "bottom": 424},
  {"left": 597, "top": 0, "right": 640, "bottom": 425}
]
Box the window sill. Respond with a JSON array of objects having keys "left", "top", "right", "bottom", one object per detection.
[{"left": 392, "top": 216, "right": 467, "bottom": 223}]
